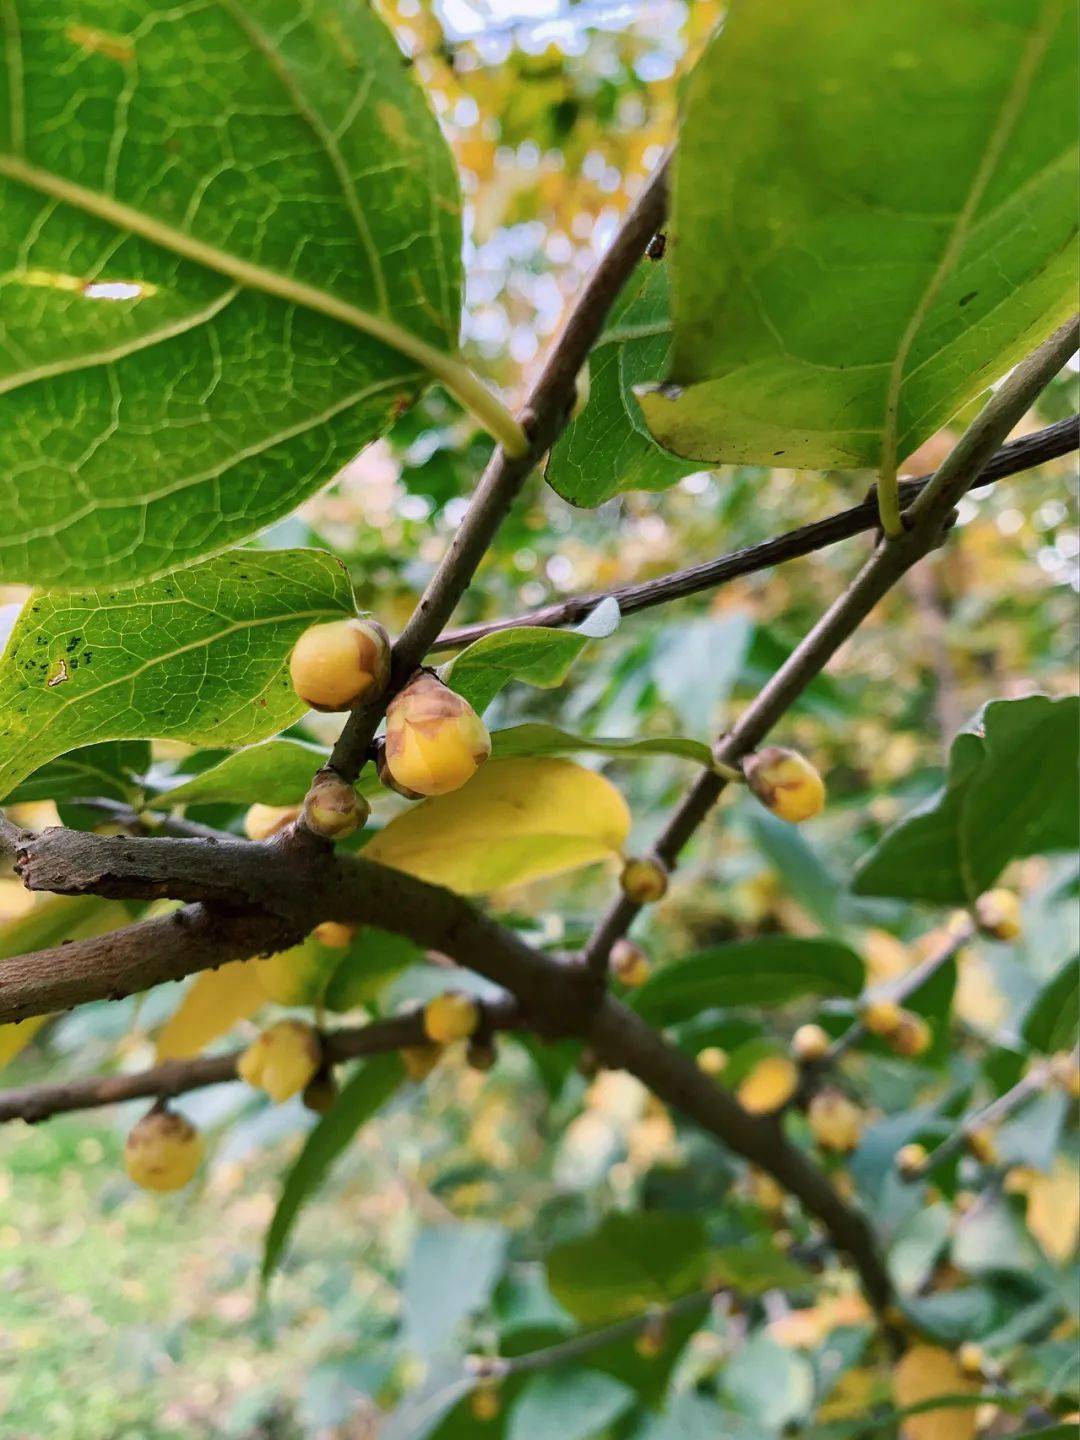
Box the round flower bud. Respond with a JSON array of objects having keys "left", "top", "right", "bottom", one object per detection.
[
  {"left": 620, "top": 856, "right": 669, "bottom": 905},
  {"left": 384, "top": 673, "right": 491, "bottom": 798},
  {"left": 1048, "top": 1051, "right": 1080, "bottom": 1099},
  {"left": 401, "top": 1042, "right": 442, "bottom": 1083},
  {"left": 314, "top": 920, "right": 357, "bottom": 949},
  {"left": 302, "top": 1070, "right": 339, "bottom": 1115},
  {"left": 889, "top": 1010, "right": 931, "bottom": 1058},
  {"left": 974, "top": 888, "right": 1022, "bottom": 942},
  {"left": 244, "top": 803, "right": 300, "bottom": 842},
  {"left": 965, "top": 1125, "right": 999, "bottom": 1167},
  {"left": 423, "top": 992, "right": 480, "bottom": 1045},
  {"left": 737, "top": 1055, "right": 799, "bottom": 1115},
  {"left": 696, "top": 1046, "right": 728, "bottom": 1078},
  {"left": 124, "top": 1106, "right": 203, "bottom": 1193},
  {"left": 808, "top": 1089, "right": 864, "bottom": 1153},
  {"left": 742, "top": 746, "right": 825, "bottom": 823},
  {"left": 302, "top": 772, "right": 369, "bottom": 841},
  {"left": 791, "top": 1023, "right": 831, "bottom": 1064},
  {"left": 471, "top": 1384, "right": 501, "bottom": 1423},
  {"left": 289, "top": 617, "right": 390, "bottom": 712},
  {"left": 957, "top": 1342, "right": 985, "bottom": 1378},
  {"left": 238, "top": 1020, "right": 322, "bottom": 1104},
  {"left": 862, "top": 999, "right": 904, "bottom": 1039},
  {"left": 896, "top": 1142, "right": 927, "bottom": 1179},
  {"left": 610, "top": 938, "right": 652, "bottom": 989}
]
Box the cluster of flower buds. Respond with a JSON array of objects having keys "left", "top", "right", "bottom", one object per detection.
[
  {"left": 382, "top": 673, "right": 491, "bottom": 798},
  {"left": 861, "top": 1000, "right": 931, "bottom": 1057},
  {"left": 124, "top": 1106, "right": 203, "bottom": 1193},
  {"left": 238, "top": 1020, "right": 322, "bottom": 1103},
  {"left": 742, "top": 746, "right": 825, "bottom": 823},
  {"left": 289, "top": 617, "right": 390, "bottom": 712}
]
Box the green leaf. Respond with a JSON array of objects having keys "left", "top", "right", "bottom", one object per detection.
[
  {"left": 632, "top": 937, "right": 865, "bottom": 1025},
  {"left": 322, "top": 929, "right": 424, "bottom": 1013},
  {"left": 747, "top": 812, "right": 843, "bottom": 931},
  {"left": 853, "top": 695, "right": 1080, "bottom": 904},
  {"left": 0, "top": 0, "right": 462, "bottom": 587},
  {"left": 159, "top": 737, "right": 332, "bottom": 808},
  {"left": 402, "top": 1223, "right": 508, "bottom": 1362},
  {"left": 507, "top": 1370, "right": 634, "bottom": 1440},
  {"left": 707, "top": 1241, "right": 813, "bottom": 1296},
  {"left": 262, "top": 1052, "right": 404, "bottom": 1284},
  {"left": 0, "top": 548, "right": 353, "bottom": 801},
  {"left": 638, "top": 0, "right": 1078, "bottom": 471},
  {"left": 443, "top": 627, "right": 592, "bottom": 714},
  {"left": 490, "top": 722, "right": 713, "bottom": 767},
  {"left": 5, "top": 739, "right": 149, "bottom": 805},
  {"left": 546, "top": 1213, "right": 709, "bottom": 1325},
  {"left": 546, "top": 262, "right": 694, "bottom": 506},
  {"left": 1021, "top": 957, "right": 1080, "bottom": 1054}
]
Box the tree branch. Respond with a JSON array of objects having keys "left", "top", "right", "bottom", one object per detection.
[
  {"left": 327, "top": 157, "right": 670, "bottom": 783},
  {"left": 0, "top": 1000, "right": 523, "bottom": 1124},
  {"left": 430, "top": 416, "right": 1080, "bottom": 653},
  {"left": 581, "top": 320, "right": 1080, "bottom": 978}
]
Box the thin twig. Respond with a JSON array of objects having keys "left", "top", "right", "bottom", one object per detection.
[
  {"left": 430, "top": 417, "right": 1079, "bottom": 653},
  {"left": 581, "top": 321, "right": 1080, "bottom": 979},
  {"left": 327, "top": 158, "right": 670, "bottom": 784}
]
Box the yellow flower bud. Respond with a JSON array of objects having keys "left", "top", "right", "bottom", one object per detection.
[
  {"left": 1049, "top": 1051, "right": 1080, "bottom": 1099},
  {"left": 696, "top": 1046, "right": 729, "bottom": 1078},
  {"left": 471, "top": 1384, "right": 501, "bottom": 1423},
  {"left": 610, "top": 938, "right": 652, "bottom": 988},
  {"left": 808, "top": 1089, "right": 864, "bottom": 1153},
  {"left": 302, "top": 1070, "right": 339, "bottom": 1115},
  {"left": 974, "top": 888, "right": 1022, "bottom": 941},
  {"left": 314, "top": 920, "right": 357, "bottom": 949},
  {"left": 965, "top": 1125, "right": 999, "bottom": 1167},
  {"left": 957, "top": 1342, "right": 985, "bottom": 1378},
  {"left": 896, "top": 1142, "right": 928, "bottom": 1179},
  {"left": 124, "top": 1107, "right": 203, "bottom": 1193},
  {"left": 384, "top": 674, "right": 491, "bottom": 797},
  {"left": 742, "top": 746, "right": 825, "bottom": 823},
  {"left": 889, "top": 1010, "right": 931, "bottom": 1058},
  {"left": 737, "top": 1054, "right": 799, "bottom": 1115},
  {"left": 301, "top": 772, "right": 369, "bottom": 841},
  {"left": 620, "top": 856, "right": 669, "bottom": 905},
  {"left": 238, "top": 1020, "right": 322, "bottom": 1103},
  {"left": 862, "top": 999, "right": 904, "bottom": 1039},
  {"left": 747, "top": 1167, "right": 786, "bottom": 1213},
  {"left": 634, "top": 1313, "right": 666, "bottom": 1358},
  {"left": 243, "top": 803, "right": 300, "bottom": 842},
  {"left": 423, "top": 992, "right": 480, "bottom": 1045},
  {"left": 289, "top": 617, "right": 390, "bottom": 712},
  {"left": 401, "top": 1042, "right": 442, "bottom": 1082},
  {"left": 791, "top": 1023, "right": 831, "bottom": 1064}
]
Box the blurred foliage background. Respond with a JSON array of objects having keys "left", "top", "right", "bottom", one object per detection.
[{"left": 0, "top": 1, "right": 1077, "bottom": 1437}]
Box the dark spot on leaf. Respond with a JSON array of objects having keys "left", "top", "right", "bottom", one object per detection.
[{"left": 959, "top": 290, "right": 977, "bottom": 307}]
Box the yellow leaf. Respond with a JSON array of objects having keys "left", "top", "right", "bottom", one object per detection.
[
  {"left": 893, "top": 1345, "right": 977, "bottom": 1440},
  {"left": 364, "top": 757, "right": 630, "bottom": 894},
  {"left": 0, "top": 1015, "right": 47, "bottom": 1070},
  {"left": 156, "top": 961, "right": 267, "bottom": 1060},
  {"left": 253, "top": 935, "right": 339, "bottom": 1007},
  {"left": 1026, "top": 1158, "right": 1080, "bottom": 1263}
]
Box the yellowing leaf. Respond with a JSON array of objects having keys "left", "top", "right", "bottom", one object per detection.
[
  {"left": 156, "top": 961, "right": 267, "bottom": 1060},
  {"left": 893, "top": 1345, "right": 977, "bottom": 1440},
  {"left": 254, "top": 937, "right": 340, "bottom": 1007},
  {"left": 1026, "top": 1158, "right": 1080, "bottom": 1263},
  {"left": 364, "top": 758, "right": 630, "bottom": 895},
  {"left": 0, "top": 1015, "right": 47, "bottom": 1070}
]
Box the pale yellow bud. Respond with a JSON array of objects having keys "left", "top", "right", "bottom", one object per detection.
[
  {"left": 314, "top": 920, "right": 357, "bottom": 949},
  {"left": 423, "top": 992, "right": 480, "bottom": 1045},
  {"left": 965, "top": 1125, "right": 999, "bottom": 1167},
  {"left": 302, "top": 772, "right": 369, "bottom": 840},
  {"left": 737, "top": 1055, "right": 799, "bottom": 1115},
  {"left": 791, "top": 1023, "right": 831, "bottom": 1064},
  {"left": 610, "top": 938, "right": 652, "bottom": 988},
  {"left": 696, "top": 1046, "right": 729, "bottom": 1078},
  {"left": 243, "top": 803, "right": 300, "bottom": 842},
  {"left": 401, "top": 1043, "right": 442, "bottom": 1082},
  {"left": 896, "top": 1142, "right": 928, "bottom": 1179},
  {"left": 289, "top": 617, "right": 390, "bottom": 712},
  {"left": 974, "top": 888, "right": 1022, "bottom": 941},
  {"left": 889, "top": 1010, "right": 931, "bottom": 1058},
  {"left": 620, "top": 856, "right": 669, "bottom": 905},
  {"left": 384, "top": 674, "right": 491, "bottom": 798},
  {"left": 124, "top": 1107, "right": 203, "bottom": 1193},
  {"left": 808, "top": 1089, "right": 864, "bottom": 1153},
  {"left": 238, "top": 1020, "right": 321, "bottom": 1103},
  {"left": 957, "top": 1342, "right": 985, "bottom": 1377},
  {"left": 743, "top": 746, "right": 825, "bottom": 823},
  {"left": 862, "top": 999, "right": 904, "bottom": 1039},
  {"left": 1049, "top": 1051, "right": 1080, "bottom": 1099}
]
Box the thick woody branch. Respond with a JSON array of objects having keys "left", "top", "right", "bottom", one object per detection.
[
  {"left": 582, "top": 321, "right": 1080, "bottom": 976},
  {"left": 328, "top": 158, "right": 670, "bottom": 783},
  {"left": 431, "top": 416, "right": 1079, "bottom": 653},
  {"left": 0, "top": 1000, "right": 523, "bottom": 1125}
]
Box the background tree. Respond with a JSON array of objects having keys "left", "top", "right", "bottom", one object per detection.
[{"left": 0, "top": 1, "right": 1077, "bottom": 1436}]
